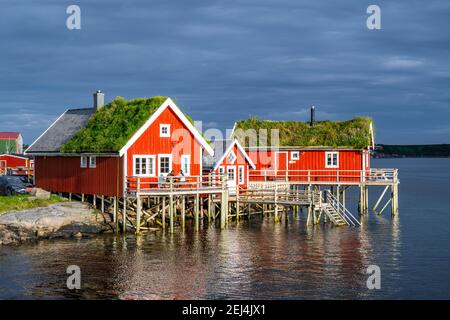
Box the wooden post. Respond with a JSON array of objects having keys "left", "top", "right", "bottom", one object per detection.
[
  {"left": 113, "top": 197, "right": 117, "bottom": 223},
  {"left": 136, "top": 196, "right": 142, "bottom": 234},
  {"left": 220, "top": 176, "right": 227, "bottom": 229},
  {"left": 69, "top": 193, "right": 72, "bottom": 202},
  {"left": 162, "top": 196, "right": 166, "bottom": 231},
  {"left": 169, "top": 194, "right": 174, "bottom": 234},
  {"left": 181, "top": 196, "right": 186, "bottom": 229},
  {"left": 236, "top": 186, "right": 240, "bottom": 220},
  {"left": 207, "top": 194, "right": 212, "bottom": 223},
  {"left": 274, "top": 185, "right": 279, "bottom": 223},
  {"left": 195, "top": 193, "right": 200, "bottom": 230},
  {"left": 93, "top": 195, "right": 97, "bottom": 209},
  {"left": 123, "top": 197, "right": 127, "bottom": 234},
  {"left": 391, "top": 174, "right": 399, "bottom": 216},
  {"left": 81, "top": 193, "right": 84, "bottom": 202},
  {"left": 101, "top": 196, "right": 104, "bottom": 213}
]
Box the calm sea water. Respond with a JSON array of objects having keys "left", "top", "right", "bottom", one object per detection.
[{"left": 0, "top": 158, "right": 449, "bottom": 299}]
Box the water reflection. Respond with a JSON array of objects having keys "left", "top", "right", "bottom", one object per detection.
[{"left": 0, "top": 181, "right": 408, "bottom": 299}]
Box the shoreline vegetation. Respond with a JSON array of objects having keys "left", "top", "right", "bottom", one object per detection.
[
  {"left": 0, "top": 194, "right": 66, "bottom": 214},
  {"left": 374, "top": 144, "right": 450, "bottom": 158}
]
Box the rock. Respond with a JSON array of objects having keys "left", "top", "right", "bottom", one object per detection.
[
  {"left": 30, "top": 188, "right": 51, "bottom": 200},
  {"left": 0, "top": 201, "right": 111, "bottom": 245}
]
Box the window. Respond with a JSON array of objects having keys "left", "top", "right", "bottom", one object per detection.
[
  {"left": 80, "top": 156, "right": 87, "bottom": 168},
  {"left": 181, "top": 155, "right": 190, "bottom": 176},
  {"left": 227, "top": 150, "right": 237, "bottom": 164},
  {"left": 158, "top": 154, "right": 172, "bottom": 176},
  {"left": 238, "top": 166, "right": 245, "bottom": 184},
  {"left": 291, "top": 151, "right": 299, "bottom": 160},
  {"left": 89, "top": 156, "right": 96, "bottom": 168},
  {"left": 160, "top": 124, "right": 170, "bottom": 137},
  {"left": 325, "top": 152, "right": 339, "bottom": 168},
  {"left": 218, "top": 166, "right": 225, "bottom": 176},
  {"left": 133, "top": 155, "right": 155, "bottom": 176},
  {"left": 227, "top": 167, "right": 235, "bottom": 180}
]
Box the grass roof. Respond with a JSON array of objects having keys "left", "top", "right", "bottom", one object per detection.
[
  {"left": 62, "top": 96, "right": 186, "bottom": 153},
  {"left": 233, "top": 116, "right": 373, "bottom": 148}
]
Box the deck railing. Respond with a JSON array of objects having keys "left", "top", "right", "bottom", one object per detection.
[
  {"left": 249, "top": 168, "right": 398, "bottom": 184},
  {"left": 126, "top": 174, "right": 227, "bottom": 194}
]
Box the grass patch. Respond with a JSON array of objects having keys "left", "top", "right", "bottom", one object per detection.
[
  {"left": 233, "top": 116, "right": 373, "bottom": 148},
  {"left": 0, "top": 194, "right": 66, "bottom": 214}
]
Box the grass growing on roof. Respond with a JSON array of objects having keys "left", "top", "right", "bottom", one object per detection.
[
  {"left": 62, "top": 96, "right": 175, "bottom": 153},
  {"left": 234, "top": 116, "right": 373, "bottom": 148}
]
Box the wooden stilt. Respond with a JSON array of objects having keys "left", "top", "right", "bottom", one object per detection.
[
  {"left": 169, "top": 194, "right": 174, "bottom": 234},
  {"left": 194, "top": 194, "right": 200, "bottom": 230},
  {"left": 123, "top": 196, "right": 127, "bottom": 234},
  {"left": 181, "top": 196, "right": 186, "bottom": 229}
]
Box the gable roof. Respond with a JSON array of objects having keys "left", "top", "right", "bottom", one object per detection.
[
  {"left": 232, "top": 116, "right": 374, "bottom": 149},
  {"left": 26, "top": 108, "right": 94, "bottom": 154},
  {"left": 119, "top": 98, "right": 213, "bottom": 156},
  {"left": 27, "top": 96, "right": 213, "bottom": 156},
  {"left": 202, "top": 139, "right": 255, "bottom": 171},
  {"left": 0, "top": 132, "right": 21, "bottom": 140}
]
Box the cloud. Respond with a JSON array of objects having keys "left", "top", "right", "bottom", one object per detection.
[{"left": 0, "top": 0, "right": 449, "bottom": 145}]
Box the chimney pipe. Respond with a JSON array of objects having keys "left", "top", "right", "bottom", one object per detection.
[
  {"left": 93, "top": 90, "right": 105, "bottom": 110},
  {"left": 310, "top": 105, "right": 315, "bottom": 128}
]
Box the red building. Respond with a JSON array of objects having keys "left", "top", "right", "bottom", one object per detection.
[
  {"left": 202, "top": 139, "right": 255, "bottom": 192},
  {"left": 0, "top": 154, "right": 33, "bottom": 175},
  {"left": 0, "top": 132, "right": 23, "bottom": 154},
  {"left": 231, "top": 113, "right": 375, "bottom": 184},
  {"left": 26, "top": 93, "right": 213, "bottom": 197}
]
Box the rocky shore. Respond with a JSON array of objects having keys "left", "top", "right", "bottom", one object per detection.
[{"left": 0, "top": 201, "right": 113, "bottom": 245}]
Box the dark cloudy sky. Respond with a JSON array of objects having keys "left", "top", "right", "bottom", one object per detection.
[{"left": 1, "top": 0, "right": 449, "bottom": 145}]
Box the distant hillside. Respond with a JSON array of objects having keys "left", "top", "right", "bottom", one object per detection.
[{"left": 375, "top": 144, "right": 450, "bottom": 157}]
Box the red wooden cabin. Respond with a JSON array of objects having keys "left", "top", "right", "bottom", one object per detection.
[
  {"left": 231, "top": 111, "right": 375, "bottom": 185},
  {"left": 26, "top": 93, "right": 213, "bottom": 197},
  {"left": 202, "top": 139, "right": 256, "bottom": 192}
]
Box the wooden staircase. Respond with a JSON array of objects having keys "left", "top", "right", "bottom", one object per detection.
[{"left": 321, "top": 203, "right": 348, "bottom": 226}]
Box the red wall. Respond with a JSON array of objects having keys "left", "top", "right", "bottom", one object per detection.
[
  {"left": 35, "top": 156, "right": 123, "bottom": 196},
  {"left": 248, "top": 149, "right": 365, "bottom": 182},
  {"left": 0, "top": 155, "right": 28, "bottom": 168},
  {"left": 126, "top": 107, "right": 202, "bottom": 184}
]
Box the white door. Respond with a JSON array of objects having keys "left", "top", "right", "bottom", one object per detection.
[{"left": 227, "top": 166, "right": 237, "bottom": 194}]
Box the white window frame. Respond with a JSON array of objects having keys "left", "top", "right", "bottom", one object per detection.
[
  {"left": 89, "top": 156, "right": 97, "bottom": 168},
  {"left": 158, "top": 154, "right": 172, "bottom": 176},
  {"left": 160, "top": 124, "right": 170, "bottom": 138},
  {"left": 238, "top": 165, "right": 245, "bottom": 184},
  {"left": 80, "top": 156, "right": 87, "bottom": 168},
  {"left": 325, "top": 152, "right": 339, "bottom": 168},
  {"left": 227, "top": 150, "right": 237, "bottom": 164},
  {"left": 181, "top": 155, "right": 190, "bottom": 176},
  {"left": 291, "top": 151, "right": 299, "bottom": 160},
  {"left": 133, "top": 155, "right": 156, "bottom": 177}
]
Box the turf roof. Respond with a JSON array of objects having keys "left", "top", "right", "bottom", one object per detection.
[{"left": 233, "top": 116, "right": 373, "bottom": 148}]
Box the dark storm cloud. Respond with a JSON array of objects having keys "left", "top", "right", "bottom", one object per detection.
[{"left": 1, "top": 0, "right": 449, "bottom": 144}]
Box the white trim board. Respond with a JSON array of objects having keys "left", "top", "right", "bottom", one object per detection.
[
  {"left": 212, "top": 139, "right": 256, "bottom": 171},
  {"left": 119, "top": 98, "right": 213, "bottom": 157}
]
